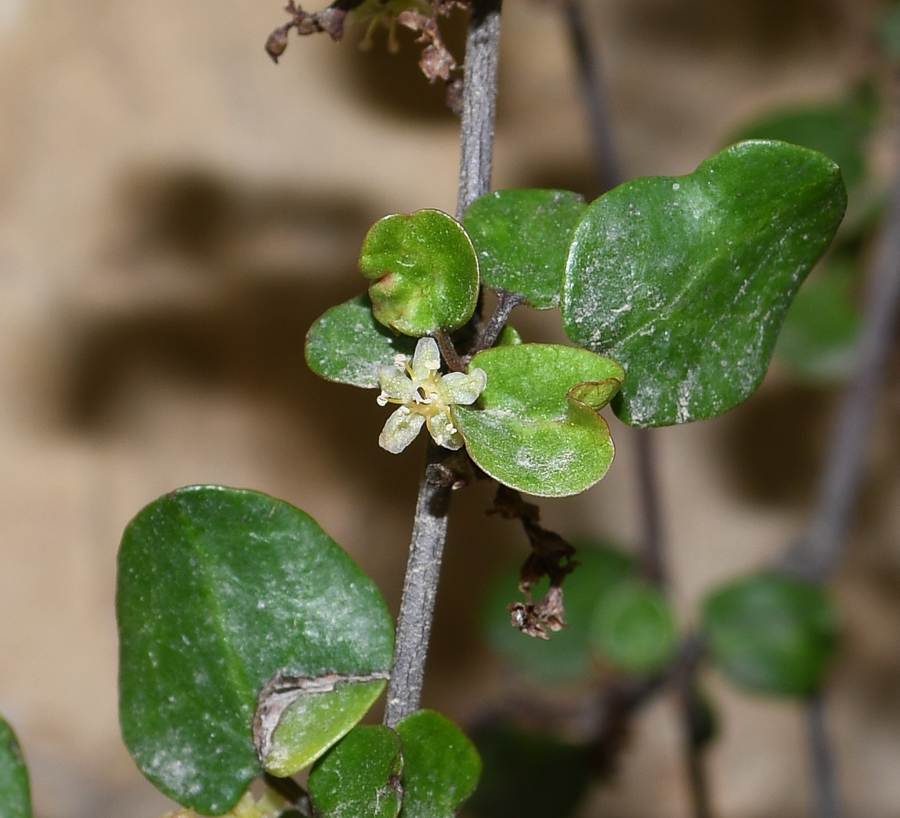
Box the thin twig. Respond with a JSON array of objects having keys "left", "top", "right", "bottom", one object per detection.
[
  {"left": 635, "top": 430, "right": 667, "bottom": 587},
  {"left": 563, "top": 0, "right": 622, "bottom": 192},
  {"left": 679, "top": 684, "right": 713, "bottom": 818},
  {"left": 435, "top": 330, "right": 465, "bottom": 372},
  {"left": 469, "top": 290, "right": 525, "bottom": 358},
  {"left": 562, "top": 0, "right": 670, "bottom": 590},
  {"left": 564, "top": 4, "right": 714, "bottom": 815},
  {"left": 383, "top": 445, "right": 453, "bottom": 727},
  {"left": 456, "top": 0, "right": 502, "bottom": 220},
  {"left": 779, "top": 149, "right": 900, "bottom": 581},
  {"left": 775, "top": 78, "right": 900, "bottom": 818},
  {"left": 807, "top": 694, "right": 841, "bottom": 818},
  {"left": 383, "top": 0, "right": 503, "bottom": 729},
  {"left": 775, "top": 126, "right": 900, "bottom": 817}
]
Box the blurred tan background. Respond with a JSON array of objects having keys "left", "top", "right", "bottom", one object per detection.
[{"left": 0, "top": 0, "right": 899, "bottom": 815}]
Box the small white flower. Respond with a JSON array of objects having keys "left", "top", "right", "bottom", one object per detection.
[{"left": 376, "top": 336, "right": 486, "bottom": 454}]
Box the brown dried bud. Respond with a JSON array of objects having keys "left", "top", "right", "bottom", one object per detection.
[
  {"left": 265, "top": 24, "right": 292, "bottom": 62},
  {"left": 317, "top": 7, "right": 347, "bottom": 39},
  {"left": 535, "top": 585, "right": 567, "bottom": 632},
  {"left": 420, "top": 42, "right": 455, "bottom": 83}
]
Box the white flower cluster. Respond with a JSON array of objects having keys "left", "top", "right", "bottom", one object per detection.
[{"left": 376, "top": 336, "right": 486, "bottom": 453}]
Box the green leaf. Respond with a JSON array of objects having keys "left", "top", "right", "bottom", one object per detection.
[
  {"left": 466, "top": 721, "right": 590, "bottom": 818},
  {"left": 562, "top": 140, "right": 847, "bottom": 427},
  {"left": 775, "top": 257, "right": 861, "bottom": 384},
  {"left": 0, "top": 717, "right": 31, "bottom": 818},
  {"left": 879, "top": 3, "right": 900, "bottom": 62},
  {"left": 263, "top": 679, "right": 389, "bottom": 779},
  {"left": 453, "top": 344, "right": 625, "bottom": 497},
  {"left": 306, "top": 294, "right": 416, "bottom": 388},
  {"left": 308, "top": 726, "right": 403, "bottom": 818},
  {"left": 361, "top": 210, "right": 479, "bottom": 336},
  {"left": 464, "top": 190, "right": 587, "bottom": 309},
  {"left": 483, "top": 542, "right": 635, "bottom": 684},
  {"left": 702, "top": 573, "right": 839, "bottom": 698},
  {"left": 117, "top": 486, "right": 394, "bottom": 814},
  {"left": 734, "top": 93, "right": 875, "bottom": 191},
  {"left": 496, "top": 324, "right": 523, "bottom": 346},
  {"left": 396, "top": 711, "right": 480, "bottom": 818},
  {"left": 590, "top": 581, "right": 678, "bottom": 674}
]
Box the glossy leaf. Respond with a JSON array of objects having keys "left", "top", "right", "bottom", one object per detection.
[
  {"left": 396, "top": 711, "right": 480, "bottom": 818},
  {"left": 775, "top": 257, "right": 861, "bottom": 383},
  {"left": 453, "top": 344, "right": 625, "bottom": 497},
  {"left": 702, "top": 573, "right": 838, "bottom": 698},
  {"left": 308, "top": 726, "right": 403, "bottom": 818},
  {"left": 306, "top": 295, "right": 416, "bottom": 388},
  {"left": 0, "top": 717, "right": 31, "bottom": 818},
  {"left": 562, "top": 140, "right": 847, "bottom": 427},
  {"left": 466, "top": 721, "right": 590, "bottom": 818},
  {"left": 361, "top": 210, "right": 479, "bottom": 336},
  {"left": 483, "top": 542, "right": 635, "bottom": 684},
  {"left": 117, "top": 486, "right": 394, "bottom": 814},
  {"left": 590, "top": 581, "right": 678, "bottom": 674},
  {"left": 464, "top": 189, "right": 587, "bottom": 309}
]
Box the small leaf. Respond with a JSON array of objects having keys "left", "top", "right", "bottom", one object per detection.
[
  {"left": 117, "top": 486, "right": 394, "bottom": 814},
  {"left": 453, "top": 344, "right": 624, "bottom": 497},
  {"left": 702, "top": 573, "right": 839, "bottom": 698},
  {"left": 0, "top": 717, "right": 31, "bottom": 818},
  {"left": 496, "top": 324, "right": 522, "bottom": 346},
  {"left": 308, "top": 726, "right": 403, "bottom": 818},
  {"left": 562, "top": 140, "right": 847, "bottom": 427},
  {"left": 256, "top": 674, "right": 390, "bottom": 778},
  {"left": 396, "top": 711, "right": 480, "bottom": 818},
  {"left": 590, "top": 581, "right": 678, "bottom": 674},
  {"left": 483, "top": 542, "right": 635, "bottom": 684},
  {"left": 464, "top": 189, "right": 587, "bottom": 309},
  {"left": 466, "top": 721, "right": 591, "bottom": 818},
  {"left": 775, "top": 257, "right": 861, "bottom": 384},
  {"left": 879, "top": 3, "right": 900, "bottom": 62},
  {"left": 734, "top": 92, "right": 875, "bottom": 191},
  {"left": 361, "top": 210, "right": 479, "bottom": 336},
  {"left": 306, "top": 295, "right": 416, "bottom": 388}
]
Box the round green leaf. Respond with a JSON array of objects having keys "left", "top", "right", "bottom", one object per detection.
[
  {"left": 702, "top": 573, "right": 839, "bottom": 698},
  {"left": 464, "top": 189, "right": 587, "bottom": 309},
  {"left": 306, "top": 295, "right": 416, "bottom": 388},
  {"left": 467, "top": 721, "right": 591, "bottom": 818},
  {"left": 396, "top": 711, "right": 481, "bottom": 818},
  {"left": 117, "top": 486, "right": 394, "bottom": 814},
  {"left": 775, "top": 257, "right": 861, "bottom": 383},
  {"left": 562, "top": 140, "right": 847, "bottom": 427},
  {"left": 453, "top": 344, "right": 625, "bottom": 497},
  {"left": 361, "top": 210, "right": 479, "bottom": 336},
  {"left": 483, "top": 542, "right": 635, "bottom": 684},
  {"left": 308, "top": 726, "right": 403, "bottom": 818},
  {"left": 590, "top": 581, "right": 678, "bottom": 674},
  {"left": 0, "top": 717, "right": 31, "bottom": 818}
]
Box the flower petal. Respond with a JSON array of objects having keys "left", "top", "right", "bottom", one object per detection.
[
  {"left": 426, "top": 408, "right": 464, "bottom": 450},
  {"left": 379, "top": 409, "right": 426, "bottom": 454},
  {"left": 410, "top": 336, "right": 441, "bottom": 380},
  {"left": 378, "top": 365, "right": 417, "bottom": 402},
  {"left": 442, "top": 368, "right": 487, "bottom": 405}
]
